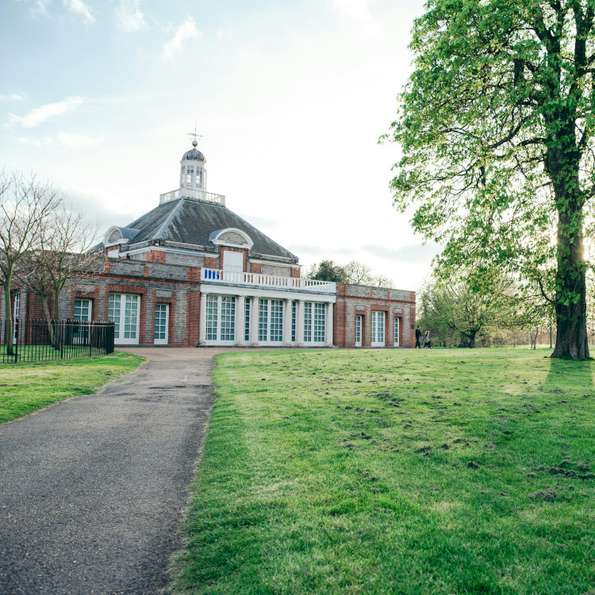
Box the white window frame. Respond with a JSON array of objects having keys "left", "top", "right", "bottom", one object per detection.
[
  {"left": 204, "top": 294, "right": 236, "bottom": 345},
  {"left": 355, "top": 314, "right": 363, "bottom": 347},
  {"left": 393, "top": 317, "right": 400, "bottom": 347},
  {"left": 74, "top": 298, "right": 92, "bottom": 322},
  {"left": 154, "top": 303, "right": 170, "bottom": 345},
  {"left": 371, "top": 311, "right": 386, "bottom": 348},
  {"left": 73, "top": 298, "right": 92, "bottom": 345},
  {"left": 109, "top": 293, "right": 141, "bottom": 346},
  {"left": 303, "top": 301, "right": 327, "bottom": 346},
  {"left": 257, "top": 298, "right": 284, "bottom": 345}
]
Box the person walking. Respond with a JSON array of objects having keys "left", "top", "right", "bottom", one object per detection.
[
  {"left": 415, "top": 327, "right": 422, "bottom": 348},
  {"left": 423, "top": 330, "right": 432, "bottom": 348}
]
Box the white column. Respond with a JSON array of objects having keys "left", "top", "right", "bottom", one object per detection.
[
  {"left": 282, "top": 299, "right": 292, "bottom": 346},
  {"left": 250, "top": 296, "right": 260, "bottom": 345},
  {"left": 296, "top": 300, "right": 305, "bottom": 346},
  {"left": 326, "top": 302, "right": 334, "bottom": 347},
  {"left": 199, "top": 292, "right": 207, "bottom": 345},
  {"left": 236, "top": 295, "right": 245, "bottom": 346}
]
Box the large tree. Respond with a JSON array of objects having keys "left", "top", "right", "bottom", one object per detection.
[
  {"left": 389, "top": 0, "right": 594, "bottom": 360},
  {"left": 18, "top": 206, "right": 97, "bottom": 344}
]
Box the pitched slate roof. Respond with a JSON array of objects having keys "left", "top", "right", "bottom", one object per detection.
[{"left": 122, "top": 198, "right": 298, "bottom": 262}]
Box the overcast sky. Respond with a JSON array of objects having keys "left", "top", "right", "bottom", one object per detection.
[{"left": 1, "top": 0, "right": 436, "bottom": 290}]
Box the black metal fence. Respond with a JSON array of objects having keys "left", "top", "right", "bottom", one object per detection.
[{"left": 0, "top": 319, "right": 115, "bottom": 364}]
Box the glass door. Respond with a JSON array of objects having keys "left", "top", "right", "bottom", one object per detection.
[
  {"left": 393, "top": 317, "right": 400, "bottom": 347},
  {"left": 154, "top": 303, "right": 169, "bottom": 345},
  {"left": 371, "top": 311, "right": 386, "bottom": 347},
  {"left": 74, "top": 298, "right": 92, "bottom": 344},
  {"left": 355, "top": 315, "right": 363, "bottom": 347},
  {"left": 108, "top": 293, "right": 140, "bottom": 345}
]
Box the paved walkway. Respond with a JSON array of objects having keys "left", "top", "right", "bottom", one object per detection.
[{"left": 0, "top": 347, "right": 231, "bottom": 595}]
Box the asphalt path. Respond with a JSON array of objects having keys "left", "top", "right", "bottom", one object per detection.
[{"left": 0, "top": 347, "right": 227, "bottom": 594}]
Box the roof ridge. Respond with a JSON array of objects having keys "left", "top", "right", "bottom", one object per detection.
[{"left": 154, "top": 198, "right": 185, "bottom": 240}]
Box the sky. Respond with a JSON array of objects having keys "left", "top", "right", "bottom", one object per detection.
[{"left": 0, "top": 0, "right": 437, "bottom": 291}]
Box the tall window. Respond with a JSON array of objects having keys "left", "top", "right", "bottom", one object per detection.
[
  {"left": 304, "top": 303, "right": 312, "bottom": 342},
  {"left": 270, "top": 300, "right": 283, "bottom": 342},
  {"left": 205, "top": 295, "right": 236, "bottom": 343},
  {"left": 355, "top": 315, "right": 363, "bottom": 347},
  {"left": 314, "top": 303, "right": 326, "bottom": 342},
  {"left": 74, "top": 298, "right": 92, "bottom": 344},
  {"left": 291, "top": 301, "right": 297, "bottom": 342},
  {"left": 108, "top": 294, "right": 121, "bottom": 337},
  {"left": 258, "top": 299, "right": 269, "bottom": 341},
  {"left": 303, "top": 302, "right": 327, "bottom": 344},
  {"left": 220, "top": 296, "right": 236, "bottom": 341},
  {"left": 124, "top": 295, "right": 139, "bottom": 339},
  {"left": 244, "top": 297, "right": 252, "bottom": 341},
  {"left": 206, "top": 295, "right": 218, "bottom": 341},
  {"left": 258, "top": 298, "right": 284, "bottom": 343},
  {"left": 74, "top": 298, "right": 92, "bottom": 322},
  {"left": 109, "top": 293, "right": 140, "bottom": 345},
  {"left": 371, "top": 311, "right": 386, "bottom": 347},
  {"left": 393, "top": 317, "right": 400, "bottom": 347},
  {"left": 154, "top": 303, "right": 169, "bottom": 344}
]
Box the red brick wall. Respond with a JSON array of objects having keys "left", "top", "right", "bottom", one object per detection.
[
  {"left": 146, "top": 250, "right": 166, "bottom": 263},
  {"left": 334, "top": 283, "right": 416, "bottom": 348},
  {"left": 204, "top": 256, "right": 219, "bottom": 268}
]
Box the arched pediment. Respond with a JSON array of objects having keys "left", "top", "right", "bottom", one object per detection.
[
  {"left": 209, "top": 228, "right": 254, "bottom": 249},
  {"left": 104, "top": 226, "right": 139, "bottom": 246}
]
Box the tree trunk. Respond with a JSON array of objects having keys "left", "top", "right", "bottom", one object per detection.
[
  {"left": 459, "top": 331, "right": 476, "bottom": 348},
  {"left": 41, "top": 297, "right": 56, "bottom": 348},
  {"left": 551, "top": 195, "right": 590, "bottom": 360},
  {"left": 3, "top": 279, "right": 14, "bottom": 356}
]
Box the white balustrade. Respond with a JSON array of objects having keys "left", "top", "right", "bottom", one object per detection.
[
  {"left": 201, "top": 268, "right": 336, "bottom": 294},
  {"left": 160, "top": 188, "right": 226, "bottom": 205}
]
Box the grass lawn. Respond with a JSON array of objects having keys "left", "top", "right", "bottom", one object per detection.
[
  {"left": 174, "top": 348, "right": 594, "bottom": 594},
  {"left": 0, "top": 351, "right": 144, "bottom": 423}
]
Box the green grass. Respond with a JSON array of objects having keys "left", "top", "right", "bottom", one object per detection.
[
  {"left": 0, "top": 351, "right": 144, "bottom": 423},
  {"left": 174, "top": 348, "right": 594, "bottom": 594}
]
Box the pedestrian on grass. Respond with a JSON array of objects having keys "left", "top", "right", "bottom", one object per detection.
[{"left": 415, "top": 327, "right": 422, "bottom": 348}]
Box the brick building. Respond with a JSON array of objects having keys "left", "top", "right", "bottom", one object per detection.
[{"left": 3, "top": 141, "right": 416, "bottom": 348}]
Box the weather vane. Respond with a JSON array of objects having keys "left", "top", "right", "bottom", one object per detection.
[{"left": 187, "top": 122, "right": 204, "bottom": 147}]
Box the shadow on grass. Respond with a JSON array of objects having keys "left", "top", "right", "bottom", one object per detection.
[{"left": 542, "top": 357, "right": 594, "bottom": 393}]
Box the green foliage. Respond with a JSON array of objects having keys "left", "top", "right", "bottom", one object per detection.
[
  {"left": 173, "top": 349, "right": 594, "bottom": 593},
  {"left": 308, "top": 259, "right": 349, "bottom": 283},
  {"left": 309, "top": 260, "right": 393, "bottom": 287},
  {"left": 419, "top": 266, "right": 556, "bottom": 347},
  {"left": 387, "top": 0, "right": 594, "bottom": 358}
]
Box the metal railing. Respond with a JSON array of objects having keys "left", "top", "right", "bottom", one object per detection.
[
  {"left": 159, "top": 188, "right": 226, "bottom": 206},
  {"left": 0, "top": 319, "right": 115, "bottom": 364},
  {"left": 201, "top": 268, "right": 337, "bottom": 294}
]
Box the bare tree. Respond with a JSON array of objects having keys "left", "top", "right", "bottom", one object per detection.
[
  {"left": 18, "top": 206, "right": 98, "bottom": 345},
  {"left": 0, "top": 173, "right": 58, "bottom": 354}
]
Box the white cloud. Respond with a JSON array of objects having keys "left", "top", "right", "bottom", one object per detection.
[
  {"left": 116, "top": 0, "right": 146, "bottom": 32},
  {"left": 18, "top": 132, "right": 103, "bottom": 148},
  {"left": 161, "top": 18, "right": 200, "bottom": 61},
  {"left": 63, "top": 0, "right": 94, "bottom": 23},
  {"left": 9, "top": 96, "right": 84, "bottom": 128},
  {"left": 0, "top": 93, "right": 25, "bottom": 102}
]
